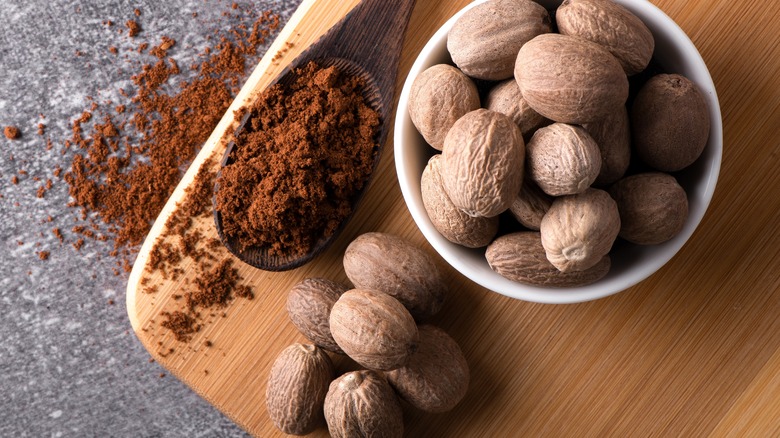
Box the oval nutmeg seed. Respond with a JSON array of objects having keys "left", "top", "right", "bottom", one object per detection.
[
  {"left": 526, "top": 123, "right": 601, "bottom": 196},
  {"left": 324, "top": 370, "right": 403, "bottom": 438},
  {"left": 287, "top": 278, "right": 348, "bottom": 354},
  {"left": 631, "top": 73, "right": 711, "bottom": 172},
  {"left": 515, "top": 33, "right": 629, "bottom": 124},
  {"left": 386, "top": 325, "right": 470, "bottom": 413},
  {"left": 484, "top": 79, "right": 550, "bottom": 140},
  {"left": 582, "top": 105, "right": 631, "bottom": 186},
  {"left": 556, "top": 0, "right": 654, "bottom": 76},
  {"left": 421, "top": 155, "right": 499, "bottom": 248},
  {"left": 441, "top": 109, "right": 525, "bottom": 218},
  {"left": 609, "top": 172, "right": 689, "bottom": 245},
  {"left": 343, "top": 232, "right": 446, "bottom": 320},
  {"left": 508, "top": 178, "right": 553, "bottom": 231},
  {"left": 486, "top": 231, "right": 610, "bottom": 286},
  {"left": 266, "top": 343, "right": 335, "bottom": 436},
  {"left": 408, "top": 64, "right": 480, "bottom": 151},
  {"left": 540, "top": 188, "right": 620, "bottom": 273},
  {"left": 448, "top": 0, "right": 552, "bottom": 80},
  {"left": 329, "top": 289, "right": 418, "bottom": 371}
]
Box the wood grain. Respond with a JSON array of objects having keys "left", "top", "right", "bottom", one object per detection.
[{"left": 126, "top": 0, "right": 780, "bottom": 436}]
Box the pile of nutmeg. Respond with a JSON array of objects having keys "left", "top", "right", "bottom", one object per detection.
[
  {"left": 266, "top": 232, "right": 468, "bottom": 437},
  {"left": 411, "top": 0, "right": 710, "bottom": 286}
]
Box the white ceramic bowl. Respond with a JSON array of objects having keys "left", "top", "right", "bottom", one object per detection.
[{"left": 394, "top": 0, "right": 722, "bottom": 304}]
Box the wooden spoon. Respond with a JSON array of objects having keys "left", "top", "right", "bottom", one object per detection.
[{"left": 213, "top": 0, "right": 417, "bottom": 271}]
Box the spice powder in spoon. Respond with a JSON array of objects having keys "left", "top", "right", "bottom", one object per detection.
[{"left": 215, "top": 61, "right": 380, "bottom": 258}]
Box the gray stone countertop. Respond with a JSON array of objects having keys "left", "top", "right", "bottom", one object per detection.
[{"left": 0, "top": 0, "right": 300, "bottom": 436}]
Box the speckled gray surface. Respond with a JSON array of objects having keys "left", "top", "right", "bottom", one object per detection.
[{"left": 0, "top": 1, "right": 300, "bottom": 436}]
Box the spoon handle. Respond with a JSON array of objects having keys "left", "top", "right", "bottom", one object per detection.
[{"left": 303, "top": 0, "right": 418, "bottom": 104}]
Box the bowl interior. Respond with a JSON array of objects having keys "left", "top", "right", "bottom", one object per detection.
[{"left": 394, "top": 0, "right": 722, "bottom": 304}]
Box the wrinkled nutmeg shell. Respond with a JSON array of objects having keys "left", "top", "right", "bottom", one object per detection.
[
  {"left": 509, "top": 178, "right": 553, "bottom": 231},
  {"left": 448, "top": 0, "right": 552, "bottom": 80},
  {"left": 526, "top": 123, "right": 601, "bottom": 196},
  {"left": 484, "top": 79, "right": 550, "bottom": 140},
  {"left": 329, "top": 289, "right": 418, "bottom": 371},
  {"left": 609, "top": 172, "right": 689, "bottom": 245},
  {"left": 343, "top": 232, "right": 446, "bottom": 320},
  {"left": 287, "top": 278, "right": 348, "bottom": 354},
  {"left": 422, "top": 155, "right": 499, "bottom": 248},
  {"left": 266, "top": 343, "right": 335, "bottom": 436},
  {"left": 631, "top": 73, "right": 710, "bottom": 172},
  {"left": 540, "top": 188, "right": 620, "bottom": 273},
  {"left": 515, "top": 33, "right": 629, "bottom": 124},
  {"left": 442, "top": 109, "right": 525, "bottom": 218},
  {"left": 324, "top": 370, "right": 403, "bottom": 438},
  {"left": 556, "top": 0, "right": 654, "bottom": 76},
  {"left": 386, "top": 325, "right": 470, "bottom": 413},
  {"left": 582, "top": 105, "right": 631, "bottom": 186},
  {"left": 408, "top": 64, "right": 480, "bottom": 151},
  {"left": 486, "top": 231, "right": 611, "bottom": 286}
]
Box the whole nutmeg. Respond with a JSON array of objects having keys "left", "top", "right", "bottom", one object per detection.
[
  {"left": 486, "top": 231, "right": 611, "bottom": 286},
  {"left": 631, "top": 74, "right": 710, "bottom": 172},
  {"left": 582, "top": 105, "right": 631, "bottom": 186},
  {"left": 526, "top": 123, "right": 601, "bottom": 196},
  {"left": 540, "top": 188, "right": 620, "bottom": 272},
  {"left": 441, "top": 109, "right": 525, "bottom": 218},
  {"left": 329, "top": 289, "right": 418, "bottom": 371},
  {"left": 421, "top": 155, "right": 499, "bottom": 248},
  {"left": 515, "top": 33, "right": 629, "bottom": 124},
  {"left": 343, "top": 232, "right": 446, "bottom": 320},
  {"left": 287, "top": 278, "right": 348, "bottom": 354},
  {"left": 508, "top": 178, "right": 553, "bottom": 231},
  {"left": 324, "top": 370, "right": 403, "bottom": 438},
  {"left": 484, "top": 79, "right": 550, "bottom": 140},
  {"left": 556, "top": 0, "right": 654, "bottom": 75},
  {"left": 266, "top": 343, "right": 335, "bottom": 436},
  {"left": 448, "top": 0, "right": 552, "bottom": 80},
  {"left": 609, "top": 172, "right": 689, "bottom": 245},
  {"left": 408, "top": 64, "right": 480, "bottom": 151},
  {"left": 386, "top": 325, "right": 470, "bottom": 413}
]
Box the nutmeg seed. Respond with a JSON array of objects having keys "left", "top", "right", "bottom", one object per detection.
[
  {"left": 329, "top": 289, "right": 418, "bottom": 371},
  {"left": 386, "top": 325, "right": 470, "bottom": 413},
  {"left": 324, "top": 370, "right": 403, "bottom": 438},
  {"left": 265, "top": 343, "right": 335, "bottom": 435},
  {"left": 287, "top": 278, "right": 348, "bottom": 354}
]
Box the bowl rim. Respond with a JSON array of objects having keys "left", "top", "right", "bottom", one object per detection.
[{"left": 394, "top": 0, "right": 723, "bottom": 304}]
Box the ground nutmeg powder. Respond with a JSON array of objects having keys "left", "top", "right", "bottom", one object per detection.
[{"left": 215, "top": 61, "right": 380, "bottom": 258}]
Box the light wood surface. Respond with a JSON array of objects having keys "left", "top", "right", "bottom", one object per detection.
[{"left": 127, "top": 0, "right": 780, "bottom": 436}]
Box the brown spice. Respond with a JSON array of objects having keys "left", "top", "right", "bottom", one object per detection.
[
  {"left": 11, "top": 175, "right": 18, "bottom": 185},
  {"left": 37, "top": 123, "right": 46, "bottom": 135},
  {"left": 63, "top": 10, "right": 280, "bottom": 259},
  {"left": 109, "top": 46, "right": 118, "bottom": 55},
  {"left": 4, "top": 126, "right": 20, "bottom": 139},
  {"left": 52, "top": 228, "right": 64, "bottom": 243},
  {"left": 38, "top": 251, "right": 50, "bottom": 260},
  {"left": 160, "top": 311, "right": 200, "bottom": 342},
  {"left": 126, "top": 20, "right": 141, "bottom": 37},
  {"left": 73, "top": 239, "right": 84, "bottom": 250},
  {"left": 215, "top": 62, "right": 379, "bottom": 258},
  {"left": 186, "top": 259, "right": 245, "bottom": 310}
]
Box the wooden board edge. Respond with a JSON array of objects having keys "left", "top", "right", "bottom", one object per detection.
[{"left": 125, "top": 0, "right": 319, "bottom": 332}]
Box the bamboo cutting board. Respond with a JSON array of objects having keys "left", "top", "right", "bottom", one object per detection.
[{"left": 127, "top": 0, "right": 780, "bottom": 436}]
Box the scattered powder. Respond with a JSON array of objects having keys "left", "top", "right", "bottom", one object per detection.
[
  {"left": 160, "top": 311, "right": 200, "bottom": 342},
  {"left": 215, "top": 61, "right": 379, "bottom": 258},
  {"left": 52, "top": 228, "right": 64, "bottom": 243},
  {"left": 4, "top": 126, "right": 20, "bottom": 139},
  {"left": 62, "top": 9, "right": 281, "bottom": 266},
  {"left": 37, "top": 251, "right": 50, "bottom": 260},
  {"left": 126, "top": 20, "right": 141, "bottom": 37}
]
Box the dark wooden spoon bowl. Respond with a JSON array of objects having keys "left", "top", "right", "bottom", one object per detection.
[{"left": 213, "top": 0, "right": 417, "bottom": 271}]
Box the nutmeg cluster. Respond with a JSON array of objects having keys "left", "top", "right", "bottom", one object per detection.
[
  {"left": 266, "top": 232, "right": 469, "bottom": 436},
  {"left": 410, "top": 0, "right": 709, "bottom": 287}
]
